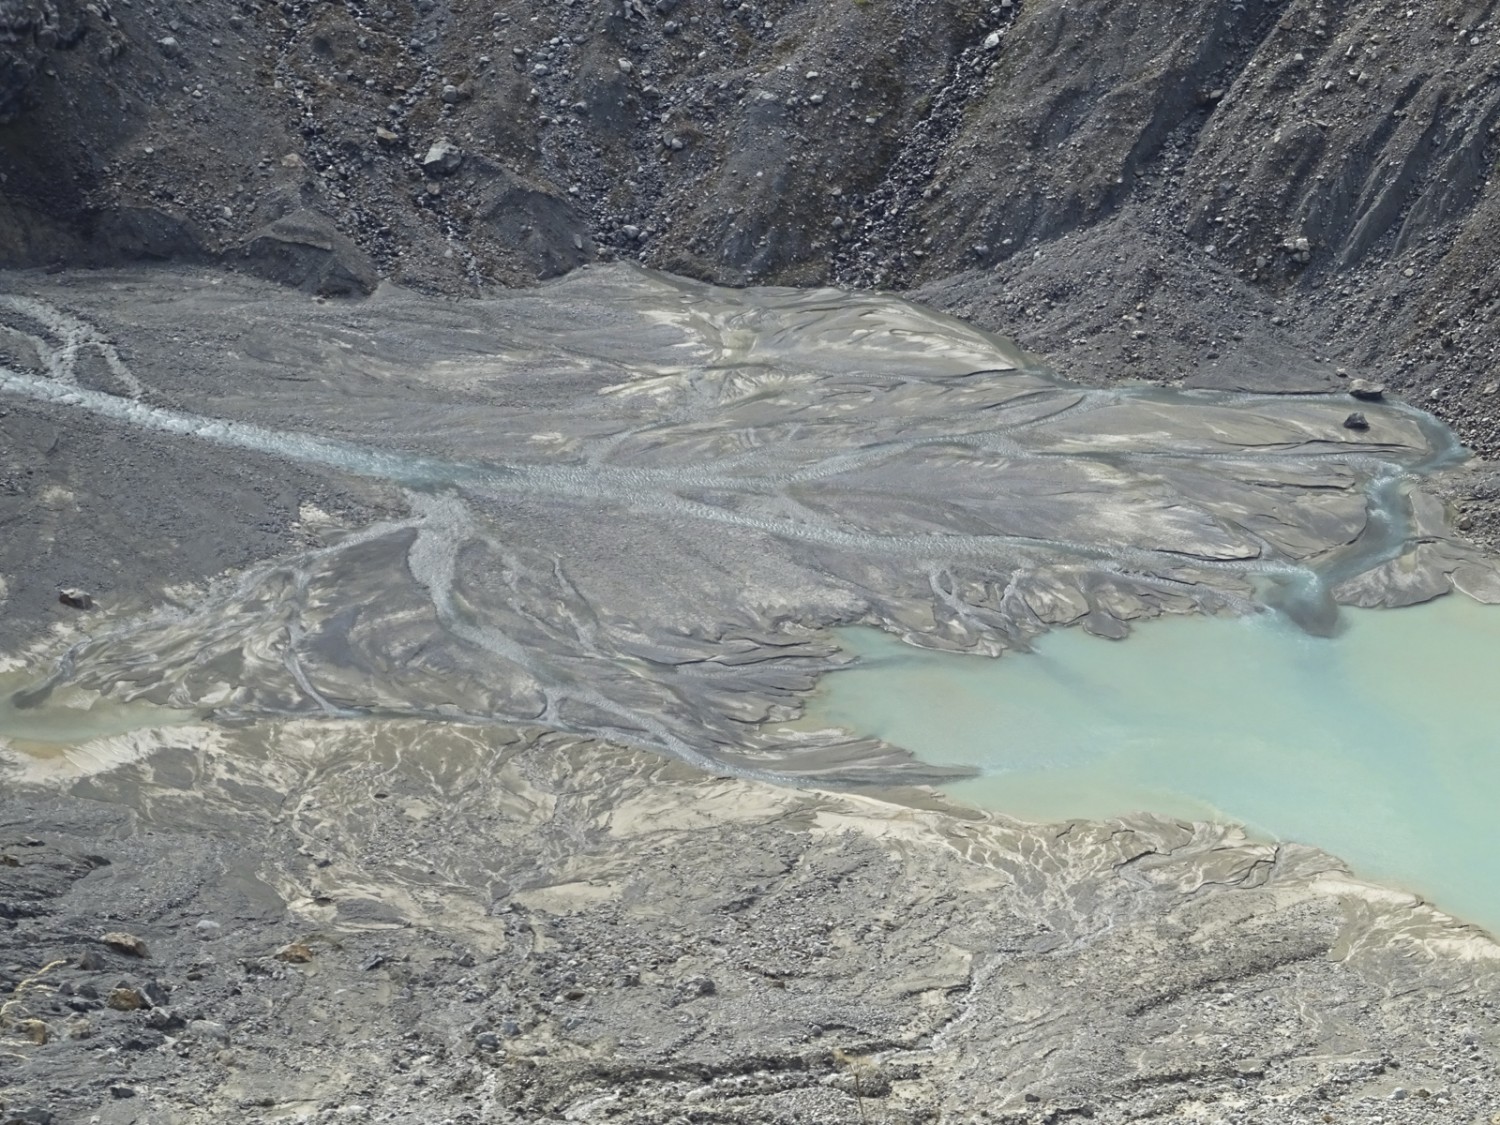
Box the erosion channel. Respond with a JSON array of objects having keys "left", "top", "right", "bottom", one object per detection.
[{"left": 3, "top": 264, "right": 1500, "bottom": 1124}]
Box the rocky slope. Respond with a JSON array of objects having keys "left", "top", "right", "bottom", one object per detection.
[
  {"left": 7, "top": 3, "right": 1500, "bottom": 1123},
  {"left": 1, "top": 0, "right": 1498, "bottom": 449}
]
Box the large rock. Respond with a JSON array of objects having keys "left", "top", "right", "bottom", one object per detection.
[
  {"left": 479, "top": 166, "right": 594, "bottom": 280},
  {"left": 239, "top": 209, "right": 377, "bottom": 297}
]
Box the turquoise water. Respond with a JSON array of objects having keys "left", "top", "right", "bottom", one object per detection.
[{"left": 807, "top": 596, "right": 1500, "bottom": 932}]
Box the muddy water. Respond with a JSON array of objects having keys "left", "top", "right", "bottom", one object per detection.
[
  {"left": 803, "top": 595, "right": 1500, "bottom": 932},
  {"left": 3, "top": 265, "right": 1500, "bottom": 921}
]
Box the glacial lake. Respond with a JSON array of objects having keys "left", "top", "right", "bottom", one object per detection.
[{"left": 806, "top": 595, "right": 1500, "bottom": 934}]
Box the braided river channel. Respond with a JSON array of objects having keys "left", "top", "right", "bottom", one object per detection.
[{"left": 4, "top": 264, "right": 1500, "bottom": 932}]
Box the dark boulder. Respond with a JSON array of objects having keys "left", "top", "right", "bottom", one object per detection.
[{"left": 239, "top": 209, "right": 378, "bottom": 297}]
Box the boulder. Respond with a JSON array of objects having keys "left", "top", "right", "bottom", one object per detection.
[
  {"left": 57, "top": 587, "right": 92, "bottom": 610},
  {"left": 99, "top": 931, "right": 148, "bottom": 957},
  {"left": 479, "top": 166, "right": 594, "bottom": 279},
  {"left": 240, "top": 209, "right": 378, "bottom": 297},
  {"left": 106, "top": 986, "right": 149, "bottom": 1011},
  {"left": 422, "top": 138, "right": 464, "bottom": 176}
]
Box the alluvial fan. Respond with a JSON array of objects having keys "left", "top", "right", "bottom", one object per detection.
[{"left": 1, "top": 265, "right": 1496, "bottom": 785}]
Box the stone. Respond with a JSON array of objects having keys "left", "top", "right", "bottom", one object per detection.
[
  {"left": 375, "top": 126, "right": 400, "bottom": 145},
  {"left": 145, "top": 1007, "right": 185, "bottom": 1030},
  {"left": 57, "top": 588, "right": 93, "bottom": 610},
  {"left": 156, "top": 36, "right": 180, "bottom": 57},
  {"left": 16, "top": 1018, "right": 48, "bottom": 1045},
  {"left": 422, "top": 139, "right": 464, "bottom": 176},
  {"left": 106, "top": 986, "right": 150, "bottom": 1011},
  {"left": 100, "top": 932, "right": 148, "bottom": 957},
  {"left": 108, "top": 1085, "right": 136, "bottom": 1099},
  {"left": 240, "top": 210, "right": 379, "bottom": 297},
  {"left": 475, "top": 1031, "right": 501, "bottom": 1051},
  {"left": 983, "top": 30, "right": 1002, "bottom": 49},
  {"left": 1343, "top": 411, "right": 1370, "bottom": 430},
  {"left": 3, "top": 1109, "right": 54, "bottom": 1125},
  {"left": 1349, "top": 379, "right": 1385, "bottom": 401},
  {"left": 674, "top": 975, "right": 716, "bottom": 1002},
  {"left": 617, "top": 58, "right": 634, "bottom": 73},
  {"left": 189, "top": 1019, "right": 230, "bottom": 1045},
  {"left": 194, "top": 919, "right": 222, "bottom": 939},
  {"left": 275, "top": 942, "right": 314, "bottom": 963}
]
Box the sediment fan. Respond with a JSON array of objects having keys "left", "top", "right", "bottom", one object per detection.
[{"left": 0, "top": 265, "right": 1495, "bottom": 783}]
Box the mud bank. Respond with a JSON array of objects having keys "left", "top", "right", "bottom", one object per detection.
[{"left": 3, "top": 266, "right": 1500, "bottom": 1123}]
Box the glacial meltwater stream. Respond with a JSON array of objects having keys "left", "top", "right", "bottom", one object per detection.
[
  {"left": 806, "top": 594, "right": 1500, "bottom": 932},
  {"left": 5, "top": 265, "right": 1500, "bottom": 939}
]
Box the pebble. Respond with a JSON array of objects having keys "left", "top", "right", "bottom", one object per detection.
[
  {"left": 157, "top": 36, "right": 180, "bottom": 57},
  {"left": 1344, "top": 411, "right": 1370, "bottom": 430}
]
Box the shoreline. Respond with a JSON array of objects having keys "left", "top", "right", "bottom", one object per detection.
[{"left": 5, "top": 264, "right": 1500, "bottom": 1123}]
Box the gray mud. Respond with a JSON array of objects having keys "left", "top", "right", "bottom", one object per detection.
[
  {"left": 3, "top": 267, "right": 1500, "bottom": 1123},
  {"left": 7, "top": 733, "right": 1500, "bottom": 1125},
  {"left": 1, "top": 265, "right": 1494, "bottom": 781}
]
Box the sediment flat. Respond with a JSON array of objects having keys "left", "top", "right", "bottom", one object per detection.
[{"left": 3, "top": 266, "right": 1499, "bottom": 1123}]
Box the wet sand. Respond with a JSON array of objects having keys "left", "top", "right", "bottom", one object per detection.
[{"left": 4, "top": 265, "right": 1500, "bottom": 1123}]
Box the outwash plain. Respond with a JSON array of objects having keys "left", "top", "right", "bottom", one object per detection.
[{"left": 5, "top": 1, "right": 1500, "bottom": 1123}]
